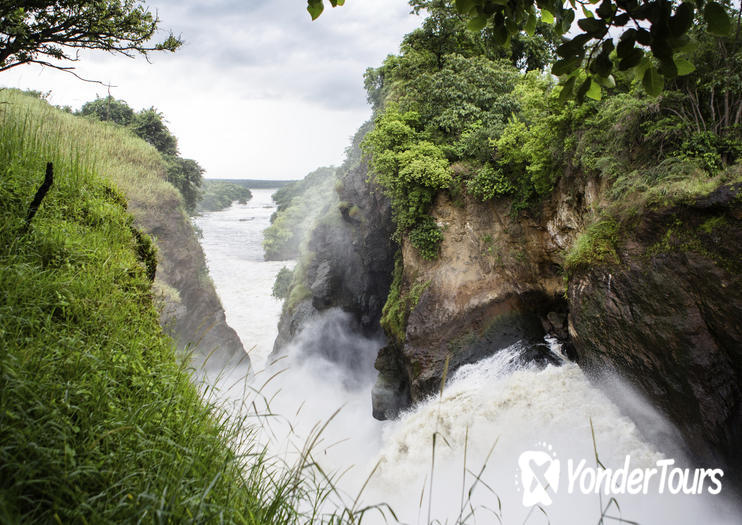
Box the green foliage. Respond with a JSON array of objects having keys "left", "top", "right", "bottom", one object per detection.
[
  {"left": 272, "top": 267, "right": 294, "bottom": 299},
  {"left": 283, "top": 252, "right": 316, "bottom": 312},
  {"left": 0, "top": 1, "right": 180, "bottom": 74},
  {"left": 467, "top": 163, "right": 514, "bottom": 201},
  {"left": 380, "top": 255, "right": 431, "bottom": 344},
  {"left": 130, "top": 107, "right": 178, "bottom": 156},
  {"left": 363, "top": 107, "right": 452, "bottom": 255},
  {"left": 79, "top": 96, "right": 135, "bottom": 125},
  {"left": 197, "top": 180, "right": 253, "bottom": 213},
  {"left": 78, "top": 97, "right": 204, "bottom": 214},
  {"left": 165, "top": 155, "right": 204, "bottom": 213},
  {"left": 675, "top": 131, "right": 742, "bottom": 173},
  {"left": 409, "top": 216, "right": 444, "bottom": 260},
  {"left": 312, "top": 0, "right": 740, "bottom": 100},
  {"left": 271, "top": 166, "right": 336, "bottom": 212},
  {"left": 359, "top": 5, "right": 557, "bottom": 256},
  {"left": 263, "top": 167, "right": 337, "bottom": 260},
  {"left": 564, "top": 219, "right": 620, "bottom": 274}
]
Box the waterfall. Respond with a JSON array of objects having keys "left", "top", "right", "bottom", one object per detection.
[{"left": 194, "top": 193, "right": 740, "bottom": 524}]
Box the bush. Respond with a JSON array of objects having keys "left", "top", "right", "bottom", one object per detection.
[
  {"left": 409, "top": 216, "right": 444, "bottom": 261},
  {"left": 467, "top": 163, "right": 514, "bottom": 201},
  {"left": 272, "top": 266, "right": 294, "bottom": 299}
]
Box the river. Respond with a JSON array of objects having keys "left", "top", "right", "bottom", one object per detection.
[{"left": 194, "top": 188, "right": 739, "bottom": 524}]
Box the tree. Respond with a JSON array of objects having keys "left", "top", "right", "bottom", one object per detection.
[
  {"left": 78, "top": 96, "right": 136, "bottom": 125},
  {"left": 307, "top": 0, "right": 740, "bottom": 100},
  {"left": 0, "top": 1, "right": 180, "bottom": 76},
  {"left": 165, "top": 156, "right": 203, "bottom": 214},
  {"left": 130, "top": 108, "right": 178, "bottom": 156}
]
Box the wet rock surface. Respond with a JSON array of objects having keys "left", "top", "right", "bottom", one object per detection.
[{"left": 569, "top": 183, "right": 742, "bottom": 482}]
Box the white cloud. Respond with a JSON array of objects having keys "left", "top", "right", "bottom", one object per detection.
[{"left": 1, "top": 0, "right": 420, "bottom": 180}]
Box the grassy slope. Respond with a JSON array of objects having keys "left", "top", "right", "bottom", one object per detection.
[{"left": 0, "top": 90, "right": 325, "bottom": 524}]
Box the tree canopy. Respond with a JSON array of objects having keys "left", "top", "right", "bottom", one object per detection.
[
  {"left": 307, "top": 0, "right": 740, "bottom": 99},
  {"left": 0, "top": 1, "right": 180, "bottom": 75},
  {"left": 355, "top": 0, "right": 740, "bottom": 260}
]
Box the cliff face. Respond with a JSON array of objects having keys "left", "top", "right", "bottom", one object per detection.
[
  {"left": 272, "top": 154, "right": 396, "bottom": 367},
  {"left": 127, "top": 190, "right": 246, "bottom": 370},
  {"left": 374, "top": 176, "right": 742, "bottom": 479},
  {"left": 272, "top": 137, "right": 742, "bottom": 481},
  {"left": 569, "top": 182, "right": 742, "bottom": 473},
  {"left": 372, "top": 173, "right": 603, "bottom": 417}
]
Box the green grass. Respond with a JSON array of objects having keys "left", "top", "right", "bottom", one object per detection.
[
  {"left": 564, "top": 218, "right": 620, "bottom": 275},
  {"left": 0, "top": 90, "right": 377, "bottom": 524}
]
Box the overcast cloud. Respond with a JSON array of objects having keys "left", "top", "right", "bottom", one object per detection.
[{"left": 1, "top": 0, "right": 420, "bottom": 180}]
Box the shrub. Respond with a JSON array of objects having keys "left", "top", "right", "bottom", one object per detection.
[{"left": 272, "top": 266, "right": 294, "bottom": 299}]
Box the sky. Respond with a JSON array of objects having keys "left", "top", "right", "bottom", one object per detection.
[{"left": 1, "top": 0, "right": 421, "bottom": 180}]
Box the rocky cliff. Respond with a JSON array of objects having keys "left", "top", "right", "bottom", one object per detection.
[
  {"left": 275, "top": 153, "right": 742, "bottom": 482},
  {"left": 374, "top": 174, "right": 742, "bottom": 478},
  {"left": 272, "top": 125, "right": 397, "bottom": 371},
  {"left": 126, "top": 187, "right": 246, "bottom": 371},
  {"left": 371, "top": 173, "right": 603, "bottom": 417},
  {"left": 569, "top": 182, "right": 742, "bottom": 475}
]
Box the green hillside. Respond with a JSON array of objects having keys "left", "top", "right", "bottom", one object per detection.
[{"left": 0, "top": 90, "right": 346, "bottom": 524}]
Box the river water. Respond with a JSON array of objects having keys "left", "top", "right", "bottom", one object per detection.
[{"left": 194, "top": 189, "right": 739, "bottom": 524}]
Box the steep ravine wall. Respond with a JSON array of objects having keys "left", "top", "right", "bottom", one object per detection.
[
  {"left": 126, "top": 190, "right": 246, "bottom": 370},
  {"left": 372, "top": 173, "right": 604, "bottom": 417},
  {"left": 275, "top": 157, "right": 742, "bottom": 485},
  {"left": 378, "top": 177, "right": 742, "bottom": 482},
  {"left": 272, "top": 153, "right": 397, "bottom": 362},
  {"left": 569, "top": 182, "right": 742, "bottom": 477}
]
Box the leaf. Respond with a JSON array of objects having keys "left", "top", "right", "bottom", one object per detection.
[
  {"left": 636, "top": 28, "right": 652, "bottom": 45},
  {"left": 658, "top": 57, "right": 678, "bottom": 79},
  {"left": 468, "top": 15, "right": 488, "bottom": 32},
  {"left": 561, "top": 9, "right": 576, "bottom": 33},
  {"left": 455, "top": 0, "right": 476, "bottom": 15},
  {"left": 494, "top": 24, "right": 509, "bottom": 44},
  {"left": 596, "top": 0, "right": 614, "bottom": 20},
  {"left": 557, "top": 39, "right": 583, "bottom": 58},
  {"left": 552, "top": 57, "right": 581, "bottom": 76},
  {"left": 525, "top": 13, "right": 537, "bottom": 35},
  {"left": 586, "top": 79, "right": 602, "bottom": 100},
  {"left": 307, "top": 0, "right": 324, "bottom": 20},
  {"left": 595, "top": 74, "right": 616, "bottom": 88},
  {"left": 559, "top": 76, "right": 577, "bottom": 103},
  {"left": 669, "top": 3, "right": 694, "bottom": 37},
  {"left": 674, "top": 56, "right": 696, "bottom": 76},
  {"left": 576, "top": 77, "right": 592, "bottom": 103},
  {"left": 613, "top": 13, "right": 630, "bottom": 25},
  {"left": 618, "top": 47, "right": 643, "bottom": 70},
  {"left": 577, "top": 17, "right": 607, "bottom": 37},
  {"left": 642, "top": 66, "right": 664, "bottom": 96},
  {"left": 541, "top": 9, "right": 555, "bottom": 24},
  {"left": 704, "top": 2, "right": 732, "bottom": 36},
  {"left": 582, "top": 5, "right": 594, "bottom": 18}
]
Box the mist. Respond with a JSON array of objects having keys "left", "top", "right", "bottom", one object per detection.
[{"left": 194, "top": 189, "right": 741, "bottom": 524}]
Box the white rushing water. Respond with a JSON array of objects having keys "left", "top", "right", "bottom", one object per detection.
[{"left": 194, "top": 189, "right": 740, "bottom": 524}]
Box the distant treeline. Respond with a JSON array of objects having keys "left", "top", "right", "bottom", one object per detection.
[
  {"left": 208, "top": 179, "right": 298, "bottom": 189},
  {"left": 196, "top": 180, "right": 253, "bottom": 213}
]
